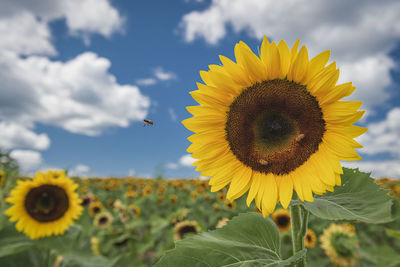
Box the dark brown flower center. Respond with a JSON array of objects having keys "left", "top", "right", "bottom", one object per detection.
[
  {"left": 178, "top": 225, "right": 197, "bottom": 239},
  {"left": 226, "top": 79, "right": 325, "bottom": 175},
  {"left": 25, "top": 184, "right": 69, "bottom": 222},
  {"left": 277, "top": 215, "right": 290, "bottom": 227},
  {"left": 99, "top": 216, "right": 109, "bottom": 225},
  {"left": 306, "top": 234, "right": 312, "bottom": 242}
]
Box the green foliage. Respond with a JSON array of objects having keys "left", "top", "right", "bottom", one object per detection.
[
  {"left": 299, "top": 168, "right": 393, "bottom": 223},
  {"left": 155, "top": 212, "right": 306, "bottom": 267}
]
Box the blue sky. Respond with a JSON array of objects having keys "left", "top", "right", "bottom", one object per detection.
[{"left": 1, "top": 0, "right": 399, "bottom": 179}]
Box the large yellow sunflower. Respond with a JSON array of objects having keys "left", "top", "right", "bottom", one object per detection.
[
  {"left": 5, "top": 170, "right": 83, "bottom": 239},
  {"left": 182, "top": 37, "right": 367, "bottom": 217}
]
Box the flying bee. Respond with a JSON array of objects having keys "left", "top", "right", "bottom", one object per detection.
[{"left": 143, "top": 119, "right": 154, "bottom": 127}]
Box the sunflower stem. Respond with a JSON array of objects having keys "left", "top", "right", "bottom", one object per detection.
[{"left": 290, "top": 199, "right": 307, "bottom": 267}]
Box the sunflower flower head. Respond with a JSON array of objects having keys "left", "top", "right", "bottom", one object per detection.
[
  {"left": 174, "top": 220, "right": 201, "bottom": 241},
  {"left": 5, "top": 170, "right": 83, "bottom": 239},
  {"left": 305, "top": 228, "right": 317, "bottom": 248},
  {"left": 320, "top": 223, "right": 359, "bottom": 266},
  {"left": 271, "top": 208, "right": 291, "bottom": 232},
  {"left": 183, "top": 37, "right": 367, "bottom": 217}
]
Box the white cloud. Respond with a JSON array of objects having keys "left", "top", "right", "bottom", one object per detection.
[
  {"left": 10, "top": 149, "right": 43, "bottom": 173},
  {"left": 179, "top": 154, "right": 196, "bottom": 167},
  {"left": 154, "top": 67, "right": 177, "bottom": 81},
  {"left": 61, "top": 0, "right": 124, "bottom": 38},
  {"left": 0, "top": 0, "right": 123, "bottom": 48},
  {"left": 135, "top": 67, "right": 177, "bottom": 87},
  {"left": 357, "top": 108, "right": 400, "bottom": 157},
  {"left": 128, "top": 168, "right": 136, "bottom": 177},
  {"left": 165, "top": 162, "right": 179, "bottom": 170},
  {"left": 0, "top": 122, "right": 50, "bottom": 150},
  {"left": 342, "top": 107, "right": 400, "bottom": 180},
  {"left": 0, "top": 11, "right": 56, "bottom": 56},
  {"left": 0, "top": 52, "right": 151, "bottom": 136},
  {"left": 168, "top": 108, "right": 177, "bottom": 121},
  {"left": 179, "top": 0, "right": 400, "bottom": 109},
  {"left": 343, "top": 160, "right": 400, "bottom": 180},
  {"left": 69, "top": 164, "right": 91, "bottom": 176},
  {"left": 136, "top": 78, "right": 157, "bottom": 86}
]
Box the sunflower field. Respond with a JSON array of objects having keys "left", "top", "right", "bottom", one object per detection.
[{"left": 0, "top": 151, "right": 400, "bottom": 267}]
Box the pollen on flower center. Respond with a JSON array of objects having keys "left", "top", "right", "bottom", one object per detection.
[{"left": 225, "top": 79, "right": 326, "bottom": 175}]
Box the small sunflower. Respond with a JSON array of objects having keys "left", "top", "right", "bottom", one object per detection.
[
  {"left": 142, "top": 185, "right": 153, "bottom": 196},
  {"left": 81, "top": 193, "right": 96, "bottom": 207},
  {"left": 224, "top": 200, "right": 236, "bottom": 210},
  {"left": 342, "top": 223, "right": 356, "bottom": 233},
  {"left": 305, "top": 229, "right": 317, "bottom": 248},
  {"left": 213, "top": 203, "right": 221, "bottom": 212},
  {"left": 271, "top": 209, "right": 291, "bottom": 232},
  {"left": 183, "top": 37, "right": 367, "bottom": 216},
  {"left": 5, "top": 170, "right": 83, "bottom": 239},
  {"left": 169, "top": 194, "right": 179, "bottom": 204},
  {"left": 174, "top": 220, "right": 201, "bottom": 241},
  {"left": 216, "top": 192, "right": 226, "bottom": 202},
  {"left": 94, "top": 212, "right": 113, "bottom": 229},
  {"left": 127, "top": 204, "right": 141, "bottom": 218},
  {"left": 190, "top": 191, "right": 198, "bottom": 200},
  {"left": 320, "top": 223, "right": 359, "bottom": 266},
  {"left": 0, "top": 169, "right": 5, "bottom": 188},
  {"left": 125, "top": 189, "right": 137, "bottom": 199},
  {"left": 89, "top": 201, "right": 104, "bottom": 217}
]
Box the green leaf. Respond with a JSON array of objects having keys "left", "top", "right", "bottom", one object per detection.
[
  {"left": 300, "top": 168, "right": 393, "bottom": 223},
  {"left": 155, "top": 212, "right": 306, "bottom": 267},
  {"left": 0, "top": 236, "right": 33, "bottom": 258},
  {"left": 385, "top": 228, "right": 400, "bottom": 239},
  {"left": 359, "top": 245, "right": 400, "bottom": 267}
]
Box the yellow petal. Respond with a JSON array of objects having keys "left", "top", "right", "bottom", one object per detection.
[
  {"left": 219, "top": 55, "right": 251, "bottom": 87},
  {"left": 312, "top": 69, "right": 340, "bottom": 99},
  {"left": 261, "top": 174, "right": 278, "bottom": 216},
  {"left": 278, "top": 175, "right": 293, "bottom": 209},
  {"left": 305, "top": 50, "right": 330, "bottom": 84},
  {"left": 326, "top": 124, "right": 368, "bottom": 139},
  {"left": 246, "top": 172, "right": 262, "bottom": 206},
  {"left": 277, "top": 40, "right": 290, "bottom": 78},
  {"left": 323, "top": 134, "right": 362, "bottom": 161},
  {"left": 235, "top": 41, "right": 267, "bottom": 82},
  {"left": 206, "top": 70, "right": 242, "bottom": 95},
  {"left": 261, "top": 42, "right": 281, "bottom": 80},
  {"left": 319, "top": 82, "right": 356, "bottom": 106},
  {"left": 227, "top": 167, "right": 252, "bottom": 200},
  {"left": 288, "top": 45, "right": 309, "bottom": 84}
]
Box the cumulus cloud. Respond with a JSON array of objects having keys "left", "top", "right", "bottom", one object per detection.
[
  {"left": 164, "top": 154, "right": 196, "bottom": 171},
  {"left": 179, "top": 154, "right": 196, "bottom": 167},
  {"left": 165, "top": 162, "right": 179, "bottom": 170},
  {"left": 0, "top": 0, "right": 123, "bottom": 47},
  {"left": 340, "top": 107, "right": 400, "bottom": 180},
  {"left": 343, "top": 160, "right": 400, "bottom": 180},
  {"left": 136, "top": 78, "right": 157, "bottom": 86},
  {"left": 0, "top": 122, "right": 50, "bottom": 150},
  {"left": 10, "top": 149, "right": 43, "bottom": 173},
  {"left": 168, "top": 108, "right": 177, "bottom": 121},
  {"left": 0, "top": 12, "right": 55, "bottom": 56},
  {"left": 0, "top": 52, "right": 150, "bottom": 136},
  {"left": 135, "top": 67, "right": 177, "bottom": 87},
  {"left": 154, "top": 67, "right": 177, "bottom": 81},
  {"left": 128, "top": 168, "right": 136, "bottom": 177},
  {"left": 69, "top": 164, "right": 91, "bottom": 177},
  {"left": 357, "top": 108, "right": 400, "bottom": 157},
  {"left": 178, "top": 0, "right": 400, "bottom": 109}
]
